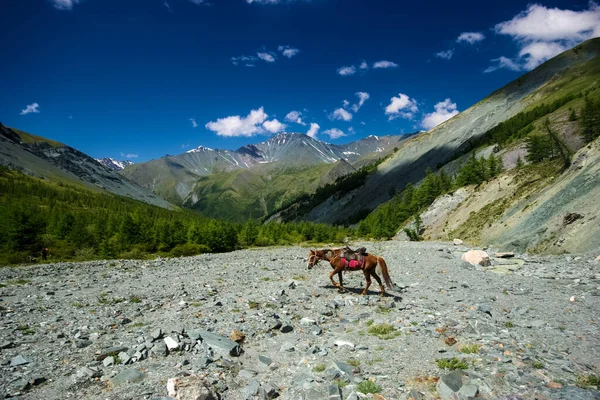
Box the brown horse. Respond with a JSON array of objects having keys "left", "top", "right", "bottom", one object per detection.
[{"left": 307, "top": 248, "right": 393, "bottom": 296}]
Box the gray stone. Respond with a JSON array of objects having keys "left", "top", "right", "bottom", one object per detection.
[
  {"left": 328, "top": 384, "right": 342, "bottom": 400},
  {"left": 110, "top": 368, "right": 145, "bottom": 385},
  {"left": 96, "top": 346, "right": 128, "bottom": 361},
  {"left": 103, "top": 356, "right": 115, "bottom": 367},
  {"left": 197, "top": 330, "right": 242, "bottom": 357},
  {"left": 151, "top": 341, "right": 168, "bottom": 357},
  {"left": 74, "top": 339, "right": 92, "bottom": 348},
  {"left": 1, "top": 341, "right": 15, "bottom": 349},
  {"left": 188, "top": 330, "right": 202, "bottom": 341},
  {"left": 310, "top": 325, "right": 323, "bottom": 336},
  {"left": 458, "top": 384, "right": 478, "bottom": 398},
  {"left": 118, "top": 351, "right": 131, "bottom": 365},
  {"left": 151, "top": 328, "right": 162, "bottom": 341},
  {"left": 77, "top": 366, "right": 102, "bottom": 379},
  {"left": 437, "top": 371, "right": 463, "bottom": 399},
  {"left": 10, "top": 355, "right": 31, "bottom": 367},
  {"left": 243, "top": 379, "right": 260, "bottom": 398},
  {"left": 258, "top": 355, "right": 273, "bottom": 365},
  {"left": 333, "top": 361, "right": 354, "bottom": 377},
  {"left": 408, "top": 390, "right": 425, "bottom": 400},
  {"left": 238, "top": 369, "right": 255, "bottom": 380},
  {"left": 280, "top": 323, "right": 294, "bottom": 333}
]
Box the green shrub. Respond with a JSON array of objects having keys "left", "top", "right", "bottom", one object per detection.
[
  {"left": 170, "top": 243, "right": 210, "bottom": 257},
  {"left": 357, "top": 380, "right": 382, "bottom": 394},
  {"left": 459, "top": 344, "right": 480, "bottom": 354},
  {"left": 367, "top": 323, "right": 400, "bottom": 340},
  {"left": 436, "top": 357, "right": 468, "bottom": 370},
  {"left": 312, "top": 363, "right": 326, "bottom": 373}
]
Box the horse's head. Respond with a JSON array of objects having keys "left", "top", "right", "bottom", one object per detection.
[{"left": 307, "top": 249, "right": 321, "bottom": 270}]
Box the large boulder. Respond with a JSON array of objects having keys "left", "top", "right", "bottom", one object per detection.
[{"left": 461, "top": 250, "right": 490, "bottom": 266}]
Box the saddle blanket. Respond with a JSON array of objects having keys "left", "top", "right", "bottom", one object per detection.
[{"left": 340, "top": 257, "right": 364, "bottom": 270}]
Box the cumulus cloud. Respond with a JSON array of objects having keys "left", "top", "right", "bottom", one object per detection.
[
  {"left": 330, "top": 108, "right": 353, "bottom": 121},
  {"left": 350, "top": 92, "right": 370, "bottom": 113},
  {"left": 231, "top": 55, "right": 257, "bottom": 66},
  {"left": 435, "top": 49, "right": 454, "bottom": 60},
  {"left": 337, "top": 66, "right": 357, "bottom": 76},
  {"left": 359, "top": 61, "right": 369, "bottom": 70},
  {"left": 457, "top": 32, "right": 486, "bottom": 44},
  {"left": 372, "top": 60, "right": 399, "bottom": 69},
  {"left": 257, "top": 52, "right": 276, "bottom": 62},
  {"left": 421, "top": 99, "right": 459, "bottom": 130},
  {"left": 20, "top": 103, "right": 40, "bottom": 115},
  {"left": 385, "top": 94, "right": 418, "bottom": 120},
  {"left": 488, "top": 3, "right": 600, "bottom": 72},
  {"left": 285, "top": 110, "right": 305, "bottom": 125},
  {"left": 121, "top": 152, "right": 139, "bottom": 159},
  {"left": 263, "top": 119, "right": 287, "bottom": 133},
  {"left": 189, "top": 118, "right": 198, "bottom": 128},
  {"left": 205, "top": 107, "right": 270, "bottom": 137},
  {"left": 52, "top": 0, "right": 79, "bottom": 10},
  {"left": 307, "top": 123, "right": 320, "bottom": 138},
  {"left": 323, "top": 128, "right": 346, "bottom": 139},
  {"left": 278, "top": 46, "right": 300, "bottom": 58}
]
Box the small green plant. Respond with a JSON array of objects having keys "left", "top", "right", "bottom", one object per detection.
[
  {"left": 505, "top": 321, "right": 515, "bottom": 328},
  {"left": 357, "top": 380, "right": 382, "bottom": 394},
  {"left": 72, "top": 302, "right": 85, "bottom": 308},
  {"left": 97, "top": 293, "right": 109, "bottom": 304},
  {"left": 17, "top": 324, "right": 35, "bottom": 335},
  {"left": 367, "top": 323, "right": 400, "bottom": 340},
  {"left": 312, "top": 363, "right": 326, "bottom": 373},
  {"left": 131, "top": 322, "right": 145, "bottom": 328},
  {"left": 191, "top": 302, "right": 203, "bottom": 307},
  {"left": 347, "top": 358, "right": 360, "bottom": 367},
  {"left": 247, "top": 301, "right": 259, "bottom": 309},
  {"left": 292, "top": 275, "right": 307, "bottom": 281},
  {"left": 410, "top": 321, "right": 418, "bottom": 326},
  {"left": 333, "top": 379, "right": 348, "bottom": 388},
  {"left": 533, "top": 361, "right": 544, "bottom": 369},
  {"left": 365, "top": 319, "right": 374, "bottom": 327},
  {"left": 576, "top": 374, "right": 599, "bottom": 389},
  {"left": 0, "top": 283, "right": 6, "bottom": 288},
  {"left": 376, "top": 306, "right": 392, "bottom": 314},
  {"left": 436, "top": 357, "right": 468, "bottom": 370},
  {"left": 459, "top": 344, "right": 480, "bottom": 354},
  {"left": 262, "top": 277, "right": 270, "bottom": 281},
  {"left": 129, "top": 295, "right": 142, "bottom": 303},
  {"left": 8, "top": 279, "right": 30, "bottom": 285}
]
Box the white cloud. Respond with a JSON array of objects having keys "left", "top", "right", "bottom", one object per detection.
[
  {"left": 121, "top": 152, "right": 139, "bottom": 159},
  {"left": 189, "top": 118, "right": 198, "bottom": 128},
  {"left": 373, "top": 60, "right": 399, "bottom": 69},
  {"left": 457, "top": 32, "right": 486, "bottom": 44},
  {"left": 342, "top": 100, "right": 350, "bottom": 108},
  {"left": 247, "top": 0, "right": 281, "bottom": 3},
  {"left": 435, "top": 49, "right": 454, "bottom": 60},
  {"left": 263, "top": 119, "right": 287, "bottom": 133},
  {"left": 205, "top": 107, "right": 269, "bottom": 137},
  {"left": 337, "top": 66, "right": 356, "bottom": 76},
  {"left": 285, "top": 110, "right": 305, "bottom": 125},
  {"left": 231, "top": 55, "right": 257, "bottom": 66},
  {"left": 278, "top": 45, "right": 300, "bottom": 58},
  {"left": 421, "top": 98, "right": 459, "bottom": 130},
  {"left": 488, "top": 3, "right": 600, "bottom": 72},
  {"left": 385, "top": 94, "right": 418, "bottom": 120},
  {"left": 323, "top": 128, "right": 346, "bottom": 139},
  {"left": 20, "top": 103, "right": 40, "bottom": 115},
  {"left": 190, "top": 0, "right": 208, "bottom": 4},
  {"left": 350, "top": 92, "right": 370, "bottom": 113},
  {"left": 359, "top": 61, "right": 369, "bottom": 70},
  {"left": 330, "top": 108, "right": 353, "bottom": 121},
  {"left": 307, "top": 123, "right": 320, "bottom": 138},
  {"left": 51, "top": 0, "right": 79, "bottom": 10},
  {"left": 164, "top": 1, "right": 172, "bottom": 12},
  {"left": 257, "top": 52, "right": 276, "bottom": 62}
]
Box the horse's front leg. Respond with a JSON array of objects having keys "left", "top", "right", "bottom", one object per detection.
[
  {"left": 329, "top": 269, "right": 340, "bottom": 287},
  {"left": 337, "top": 271, "right": 345, "bottom": 292}
]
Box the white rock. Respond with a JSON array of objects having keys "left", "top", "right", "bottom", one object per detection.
[
  {"left": 300, "top": 318, "right": 316, "bottom": 326},
  {"left": 334, "top": 340, "right": 355, "bottom": 349},
  {"left": 453, "top": 239, "right": 464, "bottom": 245},
  {"left": 461, "top": 250, "right": 490, "bottom": 267},
  {"left": 167, "top": 377, "right": 178, "bottom": 397},
  {"left": 164, "top": 336, "right": 179, "bottom": 351},
  {"left": 569, "top": 296, "right": 576, "bottom": 302}
]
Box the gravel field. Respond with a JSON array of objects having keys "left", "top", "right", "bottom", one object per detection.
[{"left": 1, "top": 241, "right": 599, "bottom": 400}]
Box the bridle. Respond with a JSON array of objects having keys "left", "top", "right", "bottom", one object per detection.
[{"left": 307, "top": 252, "right": 322, "bottom": 269}]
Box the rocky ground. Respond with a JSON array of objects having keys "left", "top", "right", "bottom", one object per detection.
[{"left": 1, "top": 241, "right": 599, "bottom": 400}]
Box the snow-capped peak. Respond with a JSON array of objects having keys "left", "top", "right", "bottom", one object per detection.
[
  {"left": 96, "top": 157, "right": 134, "bottom": 171},
  {"left": 186, "top": 145, "right": 214, "bottom": 153}
]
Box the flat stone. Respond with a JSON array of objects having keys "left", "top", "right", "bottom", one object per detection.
[
  {"left": 334, "top": 339, "right": 355, "bottom": 348},
  {"left": 280, "top": 342, "right": 295, "bottom": 352},
  {"left": 258, "top": 355, "right": 273, "bottom": 365},
  {"left": 437, "top": 371, "right": 463, "bottom": 400},
  {"left": 300, "top": 318, "right": 316, "bottom": 326},
  {"left": 151, "top": 328, "right": 162, "bottom": 341},
  {"left": 310, "top": 325, "right": 323, "bottom": 336},
  {"left": 243, "top": 379, "right": 260, "bottom": 398},
  {"left": 458, "top": 384, "right": 478, "bottom": 398},
  {"left": 151, "top": 341, "right": 168, "bottom": 357},
  {"left": 198, "top": 330, "right": 242, "bottom": 357},
  {"left": 103, "top": 356, "right": 115, "bottom": 367},
  {"left": 453, "top": 239, "right": 464, "bottom": 245},
  {"left": 96, "top": 346, "right": 128, "bottom": 361},
  {"left": 110, "top": 369, "right": 145, "bottom": 386},
  {"left": 333, "top": 361, "right": 354, "bottom": 377},
  {"left": 328, "top": 384, "right": 342, "bottom": 400},
  {"left": 77, "top": 366, "right": 102, "bottom": 379},
  {"left": 188, "top": 330, "right": 202, "bottom": 341},
  {"left": 10, "top": 355, "right": 31, "bottom": 367}
]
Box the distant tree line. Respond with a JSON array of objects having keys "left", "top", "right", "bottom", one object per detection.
[{"left": 0, "top": 168, "right": 352, "bottom": 265}]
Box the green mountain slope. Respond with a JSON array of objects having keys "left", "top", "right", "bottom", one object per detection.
[{"left": 303, "top": 38, "right": 600, "bottom": 224}]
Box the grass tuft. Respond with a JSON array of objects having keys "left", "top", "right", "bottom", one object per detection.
[
  {"left": 357, "top": 380, "right": 382, "bottom": 394},
  {"left": 367, "top": 323, "right": 400, "bottom": 340},
  {"left": 436, "top": 357, "right": 468, "bottom": 370},
  {"left": 459, "top": 344, "right": 480, "bottom": 354}
]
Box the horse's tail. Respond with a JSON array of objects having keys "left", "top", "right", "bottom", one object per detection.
[{"left": 377, "top": 256, "right": 393, "bottom": 289}]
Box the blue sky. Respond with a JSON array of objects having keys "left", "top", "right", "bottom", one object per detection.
[{"left": 1, "top": 0, "right": 597, "bottom": 162}]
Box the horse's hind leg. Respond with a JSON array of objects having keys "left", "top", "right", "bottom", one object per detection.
[
  {"left": 370, "top": 270, "right": 385, "bottom": 296},
  {"left": 362, "top": 270, "right": 372, "bottom": 295}
]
